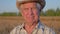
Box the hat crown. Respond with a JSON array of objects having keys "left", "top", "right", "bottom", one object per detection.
[{"left": 16, "top": 0, "right": 46, "bottom": 9}]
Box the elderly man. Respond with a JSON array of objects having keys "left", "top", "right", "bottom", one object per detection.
[{"left": 10, "top": 0, "right": 55, "bottom": 34}]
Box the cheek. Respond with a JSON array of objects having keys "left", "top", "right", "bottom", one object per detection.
[
  {"left": 21, "top": 11, "right": 26, "bottom": 16},
  {"left": 33, "top": 10, "right": 39, "bottom": 16},
  {"left": 21, "top": 11, "right": 29, "bottom": 19},
  {"left": 33, "top": 10, "right": 40, "bottom": 20}
]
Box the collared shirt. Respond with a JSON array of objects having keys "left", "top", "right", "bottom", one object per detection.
[{"left": 10, "top": 22, "right": 55, "bottom": 34}]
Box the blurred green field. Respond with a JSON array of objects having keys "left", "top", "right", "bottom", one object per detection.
[{"left": 0, "top": 16, "right": 60, "bottom": 34}]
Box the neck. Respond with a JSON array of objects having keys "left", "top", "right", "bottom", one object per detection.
[
  {"left": 25, "top": 19, "right": 40, "bottom": 27},
  {"left": 25, "top": 22, "right": 37, "bottom": 27},
  {"left": 24, "top": 22, "right": 38, "bottom": 34},
  {"left": 24, "top": 22, "right": 38, "bottom": 32}
]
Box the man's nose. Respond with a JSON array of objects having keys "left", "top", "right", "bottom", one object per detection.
[{"left": 29, "top": 8, "right": 34, "bottom": 15}]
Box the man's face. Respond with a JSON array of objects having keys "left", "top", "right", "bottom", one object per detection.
[{"left": 19, "top": 2, "right": 40, "bottom": 23}]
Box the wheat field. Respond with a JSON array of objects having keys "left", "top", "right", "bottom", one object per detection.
[{"left": 0, "top": 16, "right": 60, "bottom": 34}]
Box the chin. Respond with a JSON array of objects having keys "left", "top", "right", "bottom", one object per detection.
[{"left": 29, "top": 20, "right": 37, "bottom": 23}]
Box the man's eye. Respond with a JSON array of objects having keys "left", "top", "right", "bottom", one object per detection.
[
  {"left": 32, "top": 7, "right": 37, "bottom": 10},
  {"left": 22, "top": 8, "right": 28, "bottom": 10}
]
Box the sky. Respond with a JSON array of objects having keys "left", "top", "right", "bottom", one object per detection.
[{"left": 0, "top": 0, "right": 60, "bottom": 13}]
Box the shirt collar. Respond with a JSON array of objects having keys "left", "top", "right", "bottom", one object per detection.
[
  {"left": 35, "top": 21, "right": 43, "bottom": 29},
  {"left": 21, "top": 21, "right": 44, "bottom": 29}
]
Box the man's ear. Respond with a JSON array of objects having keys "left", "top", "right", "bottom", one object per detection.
[
  {"left": 38, "top": 9, "right": 41, "bottom": 16},
  {"left": 20, "top": 10, "right": 24, "bottom": 17}
]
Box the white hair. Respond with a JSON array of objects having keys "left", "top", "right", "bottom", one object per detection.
[{"left": 36, "top": 3, "right": 41, "bottom": 10}]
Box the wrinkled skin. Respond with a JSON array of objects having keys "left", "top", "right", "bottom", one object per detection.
[
  {"left": 19, "top": 2, "right": 41, "bottom": 25},
  {"left": 20, "top": 3, "right": 40, "bottom": 24},
  {"left": 19, "top": 2, "right": 41, "bottom": 34}
]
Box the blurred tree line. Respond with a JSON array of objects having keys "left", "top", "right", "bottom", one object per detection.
[
  {"left": 40, "top": 8, "right": 60, "bottom": 16},
  {"left": 0, "top": 8, "right": 60, "bottom": 16}
]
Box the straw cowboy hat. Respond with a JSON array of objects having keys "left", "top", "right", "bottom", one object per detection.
[{"left": 16, "top": 0, "right": 46, "bottom": 9}]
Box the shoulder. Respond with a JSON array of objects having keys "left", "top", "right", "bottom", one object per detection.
[
  {"left": 39, "top": 22, "right": 54, "bottom": 30},
  {"left": 10, "top": 23, "right": 24, "bottom": 34},
  {"left": 41, "top": 23, "right": 56, "bottom": 34}
]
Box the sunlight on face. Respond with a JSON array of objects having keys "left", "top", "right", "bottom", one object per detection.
[{"left": 20, "top": 2, "right": 40, "bottom": 23}]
